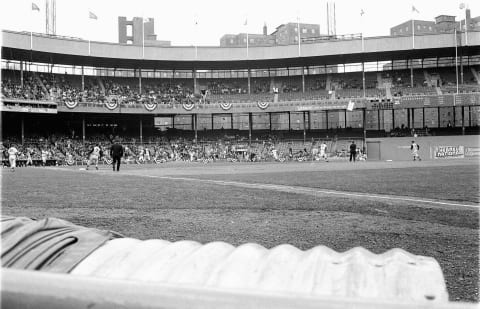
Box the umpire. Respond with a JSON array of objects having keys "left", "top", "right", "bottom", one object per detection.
[{"left": 110, "top": 139, "right": 124, "bottom": 172}]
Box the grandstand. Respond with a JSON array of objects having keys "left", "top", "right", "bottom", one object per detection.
[{"left": 1, "top": 20, "right": 480, "bottom": 308}]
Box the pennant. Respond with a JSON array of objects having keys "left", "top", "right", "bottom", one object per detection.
[
  {"left": 89, "top": 11, "right": 98, "bottom": 20},
  {"left": 32, "top": 2, "right": 40, "bottom": 11},
  {"left": 411, "top": 6, "right": 419, "bottom": 13}
]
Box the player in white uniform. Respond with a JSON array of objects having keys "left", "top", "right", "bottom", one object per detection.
[
  {"left": 41, "top": 149, "right": 49, "bottom": 166},
  {"left": 26, "top": 148, "right": 33, "bottom": 166},
  {"left": 8, "top": 145, "right": 18, "bottom": 171},
  {"left": 87, "top": 144, "right": 102, "bottom": 170},
  {"left": 138, "top": 147, "right": 145, "bottom": 163},
  {"left": 319, "top": 141, "right": 329, "bottom": 162},
  {"left": 410, "top": 141, "right": 421, "bottom": 161},
  {"left": 144, "top": 147, "right": 151, "bottom": 162}
]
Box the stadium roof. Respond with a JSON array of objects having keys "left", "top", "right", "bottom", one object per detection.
[{"left": 2, "top": 30, "right": 479, "bottom": 70}]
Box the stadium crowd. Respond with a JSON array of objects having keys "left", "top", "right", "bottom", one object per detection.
[
  {"left": 1, "top": 133, "right": 367, "bottom": 167},
  {"left": 3, "top": 69, "right": 478, "bottom": 107}
]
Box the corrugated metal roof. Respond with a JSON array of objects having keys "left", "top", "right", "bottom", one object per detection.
[{"left": 71, "top": 238, "right": 448, "bottom": 302}]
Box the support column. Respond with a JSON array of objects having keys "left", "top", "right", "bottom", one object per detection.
[
  {"left": 194, "top": 114, "right": 198, "bottom": 141},
  {"left": 302, "top": 67, "right": 305, "bottom": 93},
  {"left": 247, "top": 68, "right": 251, "bottom": 94},
  {"left": 308, "top": 111, "right": 311, "bottom": 131},
  {"left": 363, "top": 108, "right": 367, "bottom": 141},
  {"left": 462, "top": 106, "right": 465, "bottom": 135},
  {"left": 344, "top": 109, "right": 347, "bottom": 128},
  {"left": 191, "top": 114, "right": 195, "bottom": 131},
  {"left": 437, "top": 107, "right": 441, "bottom": 128},
  {"left": 211, "top": 114, "right": 214, "bottom": 131},
  {"left": 288, "top": 111, "right": 291, "bottom": 131},
  {"left": 138, "top": 68, "right": 142, "bottom": 93},
  {"left": 325, "top": 110, "right": 329, "bottom": 130},
  {"left": 377, "top": 109, "right": 381, "bottom": 130},
  {"left": 392, "top": 109, "right": 395, "bottom": 130},
  {"left": 469, "top": 106, "right": 472, "bottom": 127},
  {"left": 193, "top": 69, "right": 197, "bottom": 94},
  {"left": 410, "top": 60, "right": 414, "bottom": 87},
  {"left": 82, "top": 115, "right": 86, "bottom": 144},
  {"left": 21, "top": 115, "right": 25, "bottom": 145},
  {"left": 362, "top": 62, "right": 366, "bottom": 98},
  {"left": 303, "top": 111, "right": 306, "bottom": 143},
  {"left": 407, "top": 109, "right": 411, "bottom": 128},
  {"left": 411, "top": 108, "right": 415, "bottom": 129},
  {"left": 231, "top": 113, "right": 234, "bottom": 130},
  {"left": 172, "top": 115, "right": 175, "bottom": 129},
  {"left": 453, "top": 107, "right": 456, "bottom": 128},
  {"left": 422, "top": 107, "right": 425, "bottom": 128},
  {"left": 248, "top": 112, "right": 252, "bottom": 145},
  {"left": 20, "top": 61, "right": 24, "bottom": 87},
  {"left": 460, "top": 55, "right": 464, "bottom": 85},
  {"left": 269, "top": 112, "right": 272, "bottom": 131},
  {"left": 139, "top": 118, "right": 143, "bottom": 144},
  {"left": 81, "top": 66, "right": 85, "bottom": 91}
]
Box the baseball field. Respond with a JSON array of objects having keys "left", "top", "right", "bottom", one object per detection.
[{"left": 1, "top": 158, "right": 479, "bottom": 302}]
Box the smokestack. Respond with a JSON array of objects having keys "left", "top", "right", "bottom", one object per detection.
[
  {"left": 263, "top": 23, "right": 267, "bottom": 35},
  {"left": 466, "top": 9, "right": 471, "bottom": 30}
]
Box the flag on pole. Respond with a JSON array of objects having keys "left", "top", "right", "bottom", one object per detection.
[
  {"left": 89, "top": 11, "right": 98, "bottom": 20},
  {"left": 347, "top": 100, "right": 355, "bottom": 111},
  {"left": 360, "top": 9, "right": 365, "bottom": 16},
  {"left": 411, "top": 5, "right": 419, "bottom": 13},
  {"left": 32, "top": 2, "right": 40, "bottom": 11},
  {"left": 244, "top": 18, "right": 248, "bottom": 26}
]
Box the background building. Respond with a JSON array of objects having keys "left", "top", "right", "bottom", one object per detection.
[
  {"left": 118, "top": 16, "right": 171, "bottom": 46},
  {"left": 220, "top": 22, "right": 322, "bottom": 47},
  {"left": 390, "top": 9, "right": 479, "bottom": 36}
]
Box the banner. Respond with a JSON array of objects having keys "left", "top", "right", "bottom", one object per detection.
[{"left": 433, "top": 145, "right": 465, "bottom": 159}]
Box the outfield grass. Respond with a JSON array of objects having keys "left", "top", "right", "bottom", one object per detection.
[{"left": 1, "top": 160, "right": 479, "bottom": 302}]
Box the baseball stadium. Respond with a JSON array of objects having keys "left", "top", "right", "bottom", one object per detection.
[{"left": 1, "top": 1, "right": 479, "bottom": 308}]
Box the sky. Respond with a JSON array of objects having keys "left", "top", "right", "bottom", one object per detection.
[{"left": 1, "top": 0, "right": 478, "bottom": 46}]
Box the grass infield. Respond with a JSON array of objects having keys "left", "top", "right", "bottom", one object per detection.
[{"left": 1, "top": 159, "right": 479, "bottom": 302}]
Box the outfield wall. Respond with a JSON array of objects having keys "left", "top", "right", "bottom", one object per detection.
[{"left": 366, "top": 135, "right": 480, "bottom": 161}]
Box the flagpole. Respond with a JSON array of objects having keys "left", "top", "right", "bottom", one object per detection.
[
  {"left": 455, "top": 28, "right": 459, "bottom": 96},
  {"left": 297, "top": 17, "right": 301, "bottom": 56},
  {"left": 412, "top": 18, "right": 415, "bottom": 49},
  {"left": 142, "top": 15, "right": 145, "bottom": 59}
]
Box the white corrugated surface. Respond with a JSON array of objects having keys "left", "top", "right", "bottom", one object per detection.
[{"left": 71, "top": 238, "right": 448, "bottom": 302}]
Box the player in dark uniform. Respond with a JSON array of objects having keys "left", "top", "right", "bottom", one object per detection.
[
  {"left": 110, "top": 140, "right": 124, "bottom": 172},
  {"left": 349, "top": 141, "right": 357, "bottom": 162}
]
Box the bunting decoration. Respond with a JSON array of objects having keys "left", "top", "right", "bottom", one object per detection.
[
  {"left": 257, "top": 101, "right": 270, "bottom": 109},
  {"left": 105, "top": 101, "right": 118, "bottom": 110},
  {"left": 219, "top": 102, "right": 233, "bottom": 110},
  {"left": 144, "top": 102, "right": 157, "bottom": 111},
  {"left": 182, "top": 102, "right": 195, "bottom": 111},
  {"left": 64, "top": 101, "right": 78, "bottom": 109}
]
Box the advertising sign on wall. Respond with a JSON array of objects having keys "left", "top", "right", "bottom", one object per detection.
[
  {"left": 433, "top": 146, "right": 465, "bottom": 159},
  {"left": 465, "top": 147, "right": 480, "bottom": 157}
]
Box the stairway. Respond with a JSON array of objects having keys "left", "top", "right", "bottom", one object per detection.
[
  {"left": 471, "top": 67, "right": 480, "bottom": 85},
  {"left": 96, "top": 77, "right": 106, "bottom": 94},
  {"left": 33, "top": 72, "right": 50, "bottom": 99}
]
